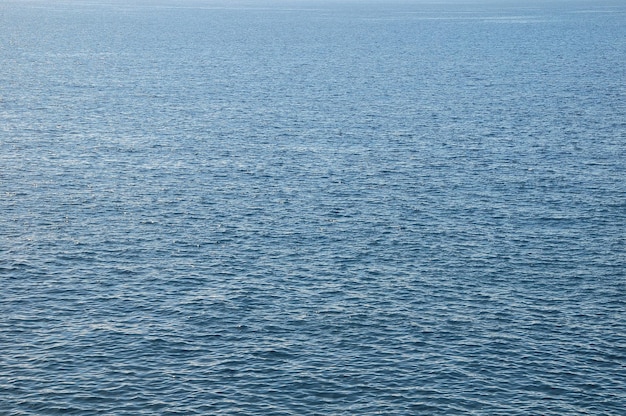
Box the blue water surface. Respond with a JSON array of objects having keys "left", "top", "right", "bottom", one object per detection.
[{"left": 1, "top": 0, "right": 625, "bottom": 414}]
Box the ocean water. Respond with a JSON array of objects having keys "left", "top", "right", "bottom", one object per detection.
[{"left": 1, "top": 0, "right": 625, "bottom": 414}]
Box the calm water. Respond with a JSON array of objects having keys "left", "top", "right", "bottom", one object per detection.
[{"left": 1, "top": 0, "right": 625, "bottom": 414}]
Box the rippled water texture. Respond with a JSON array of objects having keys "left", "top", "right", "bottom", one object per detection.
[{"left": 1, "top": 0, "right": 625, "bottom": 414}]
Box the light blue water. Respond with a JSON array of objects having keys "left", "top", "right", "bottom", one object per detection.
[{"left": 1, "top": 0, "right": 625, "bottom": 414}]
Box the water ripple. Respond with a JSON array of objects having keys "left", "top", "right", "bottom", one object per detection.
[{"left": 2, "top": 0, "right": 625, "bottom": 414}]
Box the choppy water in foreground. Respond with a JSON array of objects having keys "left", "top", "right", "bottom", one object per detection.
[{"left": 1, "top": 0, "right": 625, "bottom": 414}]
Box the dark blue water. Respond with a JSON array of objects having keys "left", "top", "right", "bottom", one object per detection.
[{"left": 1, "top": 0, "right": 625, "bottom": 414}]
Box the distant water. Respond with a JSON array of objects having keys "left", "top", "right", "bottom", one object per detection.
[{"left": 1, "top": 0, "right": 625, "bottom": 414}]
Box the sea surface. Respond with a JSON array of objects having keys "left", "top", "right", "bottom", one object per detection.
[{"left": 1, "top": 0, "right": 625, "bottom": 414}]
